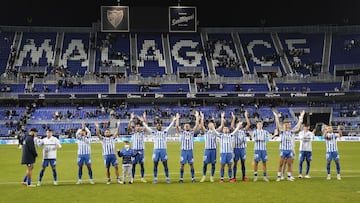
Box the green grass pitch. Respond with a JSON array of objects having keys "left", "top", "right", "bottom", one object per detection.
[{"left": 0, "top": 141, "right": 359, "bottom": 203}]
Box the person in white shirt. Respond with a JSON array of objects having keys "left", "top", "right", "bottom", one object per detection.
[
  {"left": 298, "top": 123, "right": 315, "bottom": 178},
  {"left": 36, "top": 129, "right": 62, "bottom": 186}
]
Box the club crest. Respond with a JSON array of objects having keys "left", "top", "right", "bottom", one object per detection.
[{"left": 107, "top": 8, "right": 124, "bottom": 28}]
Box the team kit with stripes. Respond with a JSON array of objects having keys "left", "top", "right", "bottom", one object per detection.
[{"left": 23, "top": 110, "right": 343, "bottom": 186}]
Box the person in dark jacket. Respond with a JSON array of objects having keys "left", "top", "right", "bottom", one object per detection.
[
  {"left": 117, "top": 141, "right": 141, "bottom": 184},
  {"left": 21, "top": 128, "right": 39, "bottom": 187}
]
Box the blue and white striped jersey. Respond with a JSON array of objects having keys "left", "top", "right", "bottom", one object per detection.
[
  {"left": 101, "top": 136, "right": 117, "bottom": 155},
  {"left": 233, "top": 128, "right": 247, "bottom": 149},
  {"left": 218, "top": 133, "right": 233, "bottom": 153},
  {"left": 204, "top": 130, "right": 217, "bottom": 149},
  {"left": 216, "top": 126, "right": 242, "bottom": 153},
  {"left": 143, "top": 121, "right": 175, "bottom": 150},
  {"left": 252, "top": 129, "right": 269, "bottom": 151},
  {"left": 325, "top": 133, "right": 340, "bottom": 152},
  {"left": 131, "top": 131, "right": 145, "bottom": 150},
  {"left": 279, "top": 130, "right": 295, "bottom": 151},
  {"left": 180, "top": 130, "right": 194, "bottom": 150},
  {"left": 76, "top": 128, "right": 91, "bottom": 155},
  {"left": 152, "top": 130, "right": 168, "bottom": 149}
]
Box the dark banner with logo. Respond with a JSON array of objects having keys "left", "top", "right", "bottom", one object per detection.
[
  {"left": 101, "top": 6, "right": 129, "bottom": 32},
  {"left": 169, "top": 6, "right": 197, "bottom": 33}
]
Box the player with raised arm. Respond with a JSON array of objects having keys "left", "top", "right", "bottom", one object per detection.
[
  {"left": 298, "top": 123, "right": 315, "bottom": 179},
  {"left": 95, "top": 120, "right": 121, "bottom": 184},
  {"left": 199, "top": 112, "right": 225, "bottom": 183},
  {"left": 211, "top": 113, "right": 242, "bottom": 183},
  {"left": 323, "top": 124, "right": 343, "bottom": 180},
  {"left": 128, "top": 112, "right": 147, "bottom": 183},
  {"left": 250, "top": 120, "right": 274, "bottom": 182},
  {"left": 139, "top": 114, "right": 178, "bottom": 184},
  {"left": 75, "top": 121, "right": 94, "bottom": 184},
  {"left": 175, "top": 111, "right": 200, "bottom": 183},
  {"left": 274, "top": 110, "right": 305, "bottom": 182},
  {"left": 36, "top": 129, "right": 62, "bottom": 186},
  {"left": 230, "top": 110, "right": 250, "bottom": 182}
]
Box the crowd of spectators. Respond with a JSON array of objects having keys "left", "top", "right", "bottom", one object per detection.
[{"left": 344, "top": 39, "right": 360, "bottom": 51}]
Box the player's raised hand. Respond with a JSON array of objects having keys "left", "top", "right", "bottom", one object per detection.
[
  {"left": 300, "top": 110, "right": 305, "bottom": 118},
  {"left": 244, "top": 110, "right": 249, "bottom": 118},
  {"left": 138, "top": 116, "right": 144, "bottom": 122},
  {"left": 200, "top": 111, "right": 204, "bottom": 119},
  {"left": 194, "top": 111, "right": 199, "bottom": 117},
  {"left": 272, "top": 111, "right": 279, "bottom": 117},
  {"left": 221, "top": 112, "right": 225, "bottom": 119},
  {"left": 172, "top": 114, "right": 179, "bottom": 122},
  {"left": 130, "top": 112, "right": 135, "bottom": 120},
  {"left": 231, "top": 112, "right": 235, "bottom": 119},
  {"left": 94, "top": 122, "right": 99, "bottom": 128}
]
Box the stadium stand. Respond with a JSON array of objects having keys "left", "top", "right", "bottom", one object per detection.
[
  {"left": 136, "top": 33, "right": 166, "bottom": 77},
  {"left": 0, "top": 24, "right": 359, "bottom": 138},
  {"left": 95, "top": 32, "right": 130, "bottom": 77}
]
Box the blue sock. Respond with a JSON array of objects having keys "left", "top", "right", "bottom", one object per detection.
[
  {"left": 164, "top": 166, "right": 169, "bottom": 178},
  {"left": 335, "top": 161, "right": 340, "bottom": 174},
  {"left": 211, "top": 164, "right": 216, "bottom": 176},
  {"left": 88, "top": 168, "right": 93, "bottom": 179},
  {"left": 228, "top": 168, "right": 233, "bottom": 179},
  {"left": 220, "top": 168, "right": 224, "bottom": 178},
  {"left": 263, "top": 172, "right": 267, "bottom": 177},
  {"left": 190, "top": 168, "right": 195, "bottom": 179},
  {"left": 153, "top": 166, "right": 158, "bottom": 178},
  {"left": 326, "top": 162, "right": 331, "bottom": 174},
  {"left": 241, "top": 162, "right": 246, "bottom": 178},
  {"left": 305, "top": 161, "right": 310, "bottom": 175},
  {"left": 52, "top": 169, "right": 57, "bottom": 181},
  {"left": 27, "top": 177, "right": 31, "bottom": 185},
  {"left": 180, "top": 167, "right": 184, "bottom": 179},
  {"left": 78, "top": 168, "right": 82, "bottom": 179},
  {"left": 23, "top": 176, "right": 27, "bottom": 182},
  {"left": 140, "top": 165, "right": 145, "bottom": 178},
  {"left": 39, "top": 169, "right": 45, "bottom": 182},
  {"left": 202, "top": 164, "right": 207, "bottom": 176},
  {"left": 233, "top": 165, "right": 237, "bottom": 178}
]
